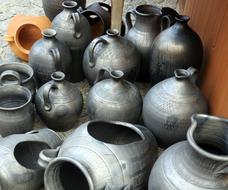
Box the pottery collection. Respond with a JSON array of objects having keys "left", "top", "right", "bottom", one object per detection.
[
  {"left": 29, "top": 28, "right": 72, "bottom": 86},
  {"left": 35, "top": 71, "right": 83, "bottom": 131},
  {"left": 52, "top": 1, "right": 92, "bottom": 82},
  {"left": 83, "top": 29, "right": 140, "bottom": 85},
  {"left": 1, "top": 1, "right": 228, "bottom": 190}
]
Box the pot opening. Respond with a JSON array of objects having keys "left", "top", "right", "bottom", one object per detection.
[
  {"left": 188, "top": 114, "right": 228, "bottom": 160},
  {"left": 42, "top": 28, "right": 57, "bottom": 38},
  {"left": 87, "top": 121, "right": 143, "bottom": 145},
  {"left": 174, "top": 69, "right": 190, "bottom": 79},
  {"left": 62, "top": 1, "right": 78, "bottom": 9},
  {"left": 14, "top": 141, "right": 50, "bottom": 170},
  {"left": 110, "top": 70, "right": 124, "bottom": 80},
  {"left": 47, "top": 160, "right": 91, "bottom": 190},
  {"left": 16, "top": 24, "right": 42, "bottom": 53},
  {"left": 106, "top": 29, "right": 119, "bottom": 37},
  {"left": 0, "top": 87, "right": 31, "bottom": 110},
  {"left": 51, "top": 71, "right": 65, "bottom": 82},
  {"left": 136, "top": 5, "right": 161, "bottom": 16},
  {"left": 0, "top": 63, "right": 33, "bottom": 83},
  {"left": 175, "top": 15, "right": 190, "bottom": 22}
]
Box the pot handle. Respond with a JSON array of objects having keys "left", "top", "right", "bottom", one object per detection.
[
  {"left": 0, "top": 70, "right": 22, "bottom": 86},
  {"left": 43, "top": 83, "right": 58, "bottom": 111},
  {"left": 94, "top": 67, "right": 112, "bottom": 85},
  {"left": 99, "top": 2, "right": 112, "bottom": 12},
  {"left": 38, "top": 146, "right": 60, "bottom": 169},
  {"left": 72, "top": 12, "right": 82, "bottom": 39},
  {"left": 89, "top": 37, "right": 108, "bottom": 68},
  {"left": 161, "top": 15, "right": 172, "bottom": 31},
  {"left": 50, "top": 48, "right": 61, "bottom": 70},
  {"left": 187, "top": 67, "right": 198, "bottom": 84},
  {"left": 125, "top": 10, "right": 135, "bottom": 33},
  {"left": 4, "top": 34, "right": 14, "bottom": 42}
]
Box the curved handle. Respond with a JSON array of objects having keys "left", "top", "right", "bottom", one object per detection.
[
  {"left": 72, "top": 12, "right": 82, "bottom": 39},
  {"left": 4, "top": 34, "right": 14, "bottom": 42},
  {"left": 89, "top": 37, "right": 108, "bottom": 68},
  {"left": 187, "top": 67, "right": 198, "bottom": 84},
  {"left": 125, "top": 10, "right": 135, "bottom": 33},
  {"left": 26, "top": 130, "right": 39, "bottom": 134},
  {"left": 161, "top": 15, "right": 172, "bottom": 31},
  {"left": 0, "top": 70, "right": 22, "bottom": 86},
  {"left": 43, "top": 83, "right": 58, "bottom": 111},
  {"left": 94, "top": 67, "right": 112, "bottom": 85},
  {"left": 50, "top": 48, "right": 61, "bottom": 70},
  {"left": 38, "top": 147, "right": 60, "bottom": 169},
  {"left": 99, "top": 2, "right": 112, "bottom": 12}
]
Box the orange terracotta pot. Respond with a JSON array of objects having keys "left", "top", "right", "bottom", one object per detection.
[{"left": 4, "top": 15, "right": 51, "bottom": 61}]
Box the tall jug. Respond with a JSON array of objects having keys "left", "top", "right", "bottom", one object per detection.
[{"left": 126, "top": 5, "right": 162, "bottom": 82}]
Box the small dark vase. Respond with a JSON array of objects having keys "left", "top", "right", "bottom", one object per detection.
[
  {"left": 42, "top": 0, "right": 86, "bottom": 21},
  {"left": 126, "top": 5, "right": 162, "bottom": 82},
  {"left": 82, "top": 2, "right": 111, "bottom": 38},
  {"left": 150, "top": 15, "right": 204, "bottom": 85},
  {"left": 35, "top": 71, "right": 83, "bottom": 132},
  {"left": 52, "top": 1, "right": 92, "bottom": 82},
  {"left": 88, "top": 68, "right": 142, "bottom": 123},
  {"left": 29, "top": 29, "right": 71, "bottom": 87}
]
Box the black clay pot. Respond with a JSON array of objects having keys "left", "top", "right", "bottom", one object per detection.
[
  {"left": 42, "top": 0, "right": 86, "bottom": 21},
  {"left": 150, "top": 15, "right": 203, "bottom": 85}
]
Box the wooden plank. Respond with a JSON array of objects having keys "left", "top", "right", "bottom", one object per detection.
[
  {"left": 183, "top": 0, "right": 228, "bottom": 117},
  {"left": 111, "top": 0, "right": 125, "bottom": 32}
]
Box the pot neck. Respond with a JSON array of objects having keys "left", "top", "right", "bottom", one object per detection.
[
  {"left": 173, "top": 15, "right": 190, "bottom": 28},
  {"left": 185, "top": 114, "right": 228, "bottom": 176},
  {"left": 134, "top": 5, "right": 161, "bottom": 32},
  {"left": 42, "top": 29, "right": 57, "bottom": 41},
  {"left": 51, "top": 72, "right": 65, "bottom": 84},
  {"left": 174, "top": 67, "right": 197, "bottom": 84}
]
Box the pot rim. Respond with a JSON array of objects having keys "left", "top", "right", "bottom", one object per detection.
[
  {"left": 0, "top": 63, "right": 34, "bottom": 84},
  {"left": 187, "top": 114, "right": 228, "bottom": 161},
  {"left": 135, "top": 5, "right": 162, "bottom": 17},
  {"left": 0, "top": 85, "right": 32, "bottom": 111},
  {"left": 45, "top": 157, "right": 94, "bottom": 190},
  {"left": 86, "top": 120, "right": 146, "bottom": 145}
]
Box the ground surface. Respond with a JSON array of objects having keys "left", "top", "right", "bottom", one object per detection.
[{"left": 0, "top": 0, "right": 177, "bottom": 189}]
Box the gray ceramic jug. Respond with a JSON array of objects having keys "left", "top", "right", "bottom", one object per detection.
[
  {"left": 39, "top": 121, "right": 158, "bottom": 190},
  {"left": 42, "top": 0, "right": 86, "bottom": 21},
  {"left": 35, "top": 71, "right": 83, "bottom": 131},
  {"left": 0, "top": 63, "right": 36, "bottom": 98},
  {"left": 125, "top": 5, "right": 162, "bottom": 82},
  {"left": 143, "top": 67, "right": 208, "bottom": 148},
  {"left": 149, "top": 114, "right": 228, "bottom": 190},
  {"left": 0, "top": 128, "right": 62, "bottom": 190},
  {"left": 0, "top": 82, "right": 34, "bottom": 137},
  {"left": 88, "top": 68, "right": 142, "bottom": 123},
  {"left": 150, "top": 15, "right": 203, "bottom": 85},
  {"left": 29, "top": 28, "right": 71, "bottom": 87},
  {"left": 83, "top": 29, "right": 140, "bottom": 85},
  {"left": 52, "top": 1, "right": 92, "bottom": 82}
]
